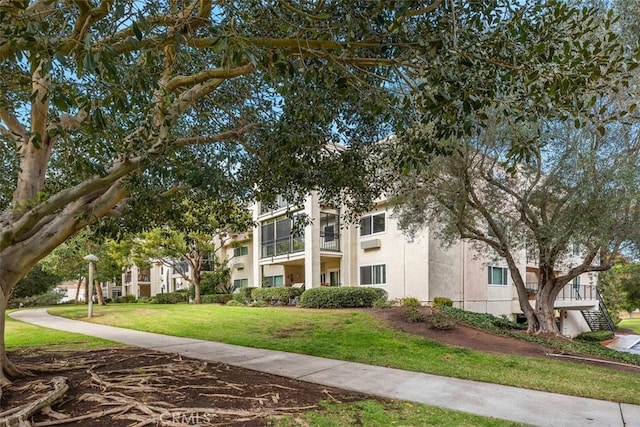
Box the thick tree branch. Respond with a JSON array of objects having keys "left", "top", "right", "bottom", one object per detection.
[
  {"left": 166, "top": 63, "right": 256, "bottom": 91},
  {"left": 0, "top": 107, "right": 26, "bottom": 138}
]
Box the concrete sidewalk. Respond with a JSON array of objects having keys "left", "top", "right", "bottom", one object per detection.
[{"left": 10, "top": 309, "right": 640, "bottom": 427}]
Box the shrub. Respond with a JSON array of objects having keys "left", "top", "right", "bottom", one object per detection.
[
  {"left": 426, "top": 312, "right": 456, "bottom": 330},
  {"left": 154, "top": 292, "right": 189, "bottom": 304},
  {"left": 402, "top": 307, "right": 426, "bottom": 322},
  {"left": 136, "top": 297, "right": 152, "bottom": 304},
  {"left": 401, "top": 297, "right": 422, "bottom": 309},
  {"left": 115, "top": 295, "right": 136, "bottom": 303},
  {"left": 251, "top": 287, "right": 302, "bottom": 305},
  {"left": 575, "top": 330, "right": 615, "bottom": 342},
  {"left": 249, "top": 300, "right": 267, "bottom": 307},
  {"left": 226, "top": 299, "right": 244, "bottom": 306},
  {"left": 201, "top": 294, "right": 233, "bottom": 304},
  {"left": 432, "top": 297, "right": 453, "bottom": 307},
  {"left": 298, "top": 287, "right": 387, "bottom": 308},
  {"left": 440, "top": 306, "right": 526, "bottom": 331},
  {"left": 233, "top": 287, "right": 256, "bottom": 304},
  {"left": 373, "top": 298, "right": 393, "bottom": 309}
]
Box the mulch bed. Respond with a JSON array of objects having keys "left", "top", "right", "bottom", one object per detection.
[{"left": 2, "top": 348, "right": 373, "bottom": 427}]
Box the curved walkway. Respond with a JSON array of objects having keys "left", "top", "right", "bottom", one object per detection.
[{"left": 11, "top": 309, "right": 640, "bottom": 427}]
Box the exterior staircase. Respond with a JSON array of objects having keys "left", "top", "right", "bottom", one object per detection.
[{"left": 580, "top": 289, "right": 615, "bottom": 332}]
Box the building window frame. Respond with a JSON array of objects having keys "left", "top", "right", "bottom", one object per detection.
[
  {"left": 488, "top": 266, "right": 508, "bottom": 286},
  {"left": 359, "top": 212, "right": 386, "bottom": 237},
  {"left": 359, "top": 264, "right": 386, "bottom": 286},
  {"left": 234, "top": 246, "right": 249, "bottom": 257},
  {"left": 233, "top": 278, "right": 249, "bottom": 289},
  {"left": 263, "top": 275, "right": 284, "bottom": 287}
]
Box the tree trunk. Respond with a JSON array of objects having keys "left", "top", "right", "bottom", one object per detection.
[
  {"left": 74, "top": 277, "right": 83, "bottom": 304},
  {"left": 0, "top": 278, "right": 30, "bottom": 383},
  {"left": 94, "top": 280, "right": 105, "bottom": 305},
  {"left": 193, "top": 279, "right": 201, "bottom": 304},
  {"left": 534, "top": 298, "right": 560, "bottom": 334}
]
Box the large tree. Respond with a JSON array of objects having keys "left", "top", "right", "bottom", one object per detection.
[
  {"left": 390, "top": 113, "right": 640, "bottom": 334},
  {"left": 121, "top": 197, "right": 252, "bottom": 303},
  {"left": 0, "top": 0, "right": 629, "bottom": 381}
]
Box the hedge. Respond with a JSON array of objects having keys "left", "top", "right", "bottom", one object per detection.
[
  {"left": 251, "top": 287, "right": 302, "bottom": 305},
  {"left": 115, "top": 295, "right": 136, "bottom": 303},
  {"left": 298, "top": 286, "right": 387, "bottom": 308},
  {"left": 575, "top": 330, "right": 615, "bottom": 342},
  {"left": 201, "top": 294, "right": 233, "bottom": 304},
  {"left": 154, "top": 292, "right": 189, "bottom": 304},
  {"left": 233, "top": 287, "right": 257, "bottom": 304}
]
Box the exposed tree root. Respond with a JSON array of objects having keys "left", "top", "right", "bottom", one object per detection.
[
  {"left": 3, "top": 355, "right": 32, "bottom": 380},
  {"left": 0, "top": 377, "right": 68, "bottom": 427}
]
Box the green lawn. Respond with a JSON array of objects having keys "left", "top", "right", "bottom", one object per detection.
[
  {"left": 49, "top": 304, "right": 640, "bottom": 404},
  {"left": 6, "top": 310, "right": 116, "bottom": 349},
  {"left": 275, "top": 400, "right": 523, "bottom": 427},
  {"left": 7, "top": 308, "right": 520, "bottom": 427},
  {"left": 619, "top": 318, "right": 640, "bottom": 334}
]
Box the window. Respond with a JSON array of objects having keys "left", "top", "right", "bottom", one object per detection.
[
  {"left": 572, "top": 276, "right": 581, "bottom": 288},
  {"left": 572, "top": 243, "right": 581, "bottom": 256},
  {"left": 261, "top": 215, "right": 304, "bottom": 258},
  {"left": 360, "top": 264, "right": 386, "bottom": 285},
  {"left": 488, "top": 266, "right": 508, "bottom": 286},
  {"left": 320, "top": 212, "right": 340, "bottom": 251},
  {"left": 234, "top": 246, "right": 249, "bottom": 257},
  {"left": 233, "top": 278, "right": 249, "bottom": 289},
  {"left": 360, "top": 213, "right": 385, "bottom": 236},
  {"left": 263, "top": 275, "right": 284, "bottom": 287}
]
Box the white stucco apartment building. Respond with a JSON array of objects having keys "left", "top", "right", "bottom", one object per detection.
[
  {"left": 120, "top": 191, "right": 608, "bottom": 337},
  {"left": 218, "top": 192, "right": 605, "bottom": 337}
]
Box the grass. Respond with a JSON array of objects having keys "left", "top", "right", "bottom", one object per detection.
[
  {"left": 274, "top": 400, "right": 524, "bottom": 427},
  {"left": 49, "top": 304, "right": 640, "bottom": 404},
  {"left": 619, "top": 318, "right": 640, "bottom": 334},
  {"left": 6, "top": 310, "right": 116, "bottom": 350}
]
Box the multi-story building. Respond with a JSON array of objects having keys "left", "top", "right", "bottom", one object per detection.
[
  {"left": 119, "top": 192, "right": 610, "bottom": 337},
  {"left": 122, "top": 261, "right": 190, "bottom": 299},
  {"left": 218, "top": 192, "right": 608, "bottom": 337}
]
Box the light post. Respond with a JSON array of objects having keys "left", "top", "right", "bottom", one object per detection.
[{"left": 83, "top": 254, "right": 99, "bottom": 318}]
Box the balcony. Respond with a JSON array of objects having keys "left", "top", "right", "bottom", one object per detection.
[
  {"left": 262, "top": 236, "right": 305, "bottom": 258},
  {"left": 525, "top": 282, "right": 598, "bottom": 309}
]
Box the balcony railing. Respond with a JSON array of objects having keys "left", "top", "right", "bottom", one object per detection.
[
  {"left": 262, "top": 236, "right": 305, "bottom": 258},
  {"left": 525, "top": 282, "right": 597, "bottom": 301}
]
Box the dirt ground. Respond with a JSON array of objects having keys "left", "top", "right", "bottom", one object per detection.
[
  {"left": 3, "top": 348, "right": 373, "bottom": 426},
  {"left": 3, "top": 307, "right": 639, "bottom": 426}
]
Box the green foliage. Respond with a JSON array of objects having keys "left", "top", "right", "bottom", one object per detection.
[
  {"left": 251, "top": 288, "right": 302, "bottom": 305},
  {"left": 200, "top": 270, "right": 232, "bottom": 295},
  {"left": 10, "top": 264, "right": 61, "bottom": 300},
  {"left": 201, "top": 294, "right": 233, "bottom": 304},
  {"left": 426, "top": 311, "right": 456, "bottom": 330},
  {"left": 432, "top": 297, "right": 453, "bottom": 308},
  {"left": 401, "top": 297, "right": 422, "bottom": 309},
  {"left": 402, "top": 307, "right": 426, "bottom": 323},
  {"left": 441, "top": 307, "right": 526, "bottom": 332},
  {"left": 8, "top": 288, "right": 66, "bottom": 309},
  {"left": 233, "top": 287, "right": 256, "bottom": 304},
  {"left": 154, "top": 292, "right": 189, "bottom": 304},
  {"left": 372, "top": 298, "right": 394, "bottom": 309},
  {"left": 249, "top": 300, "right": 267, "bottom": 307},
  {"left": 136, "top": 297, "right": 152, "bottom": 304},
  {"left": 298, "top": 287, "right": 387, "bottom": 308},
  {"left": 115, "top": 295, "right": 136, "bottom": 303},
  {"left": 226, "top": 299, "right": 244, "bottom": 307},
  {"left": 575, "top": 331, "right": 615, "bottom": 342}
]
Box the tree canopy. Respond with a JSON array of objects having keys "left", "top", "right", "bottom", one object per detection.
[{"left": 0, "top": 0, "right": 635, "bottom": 380}]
